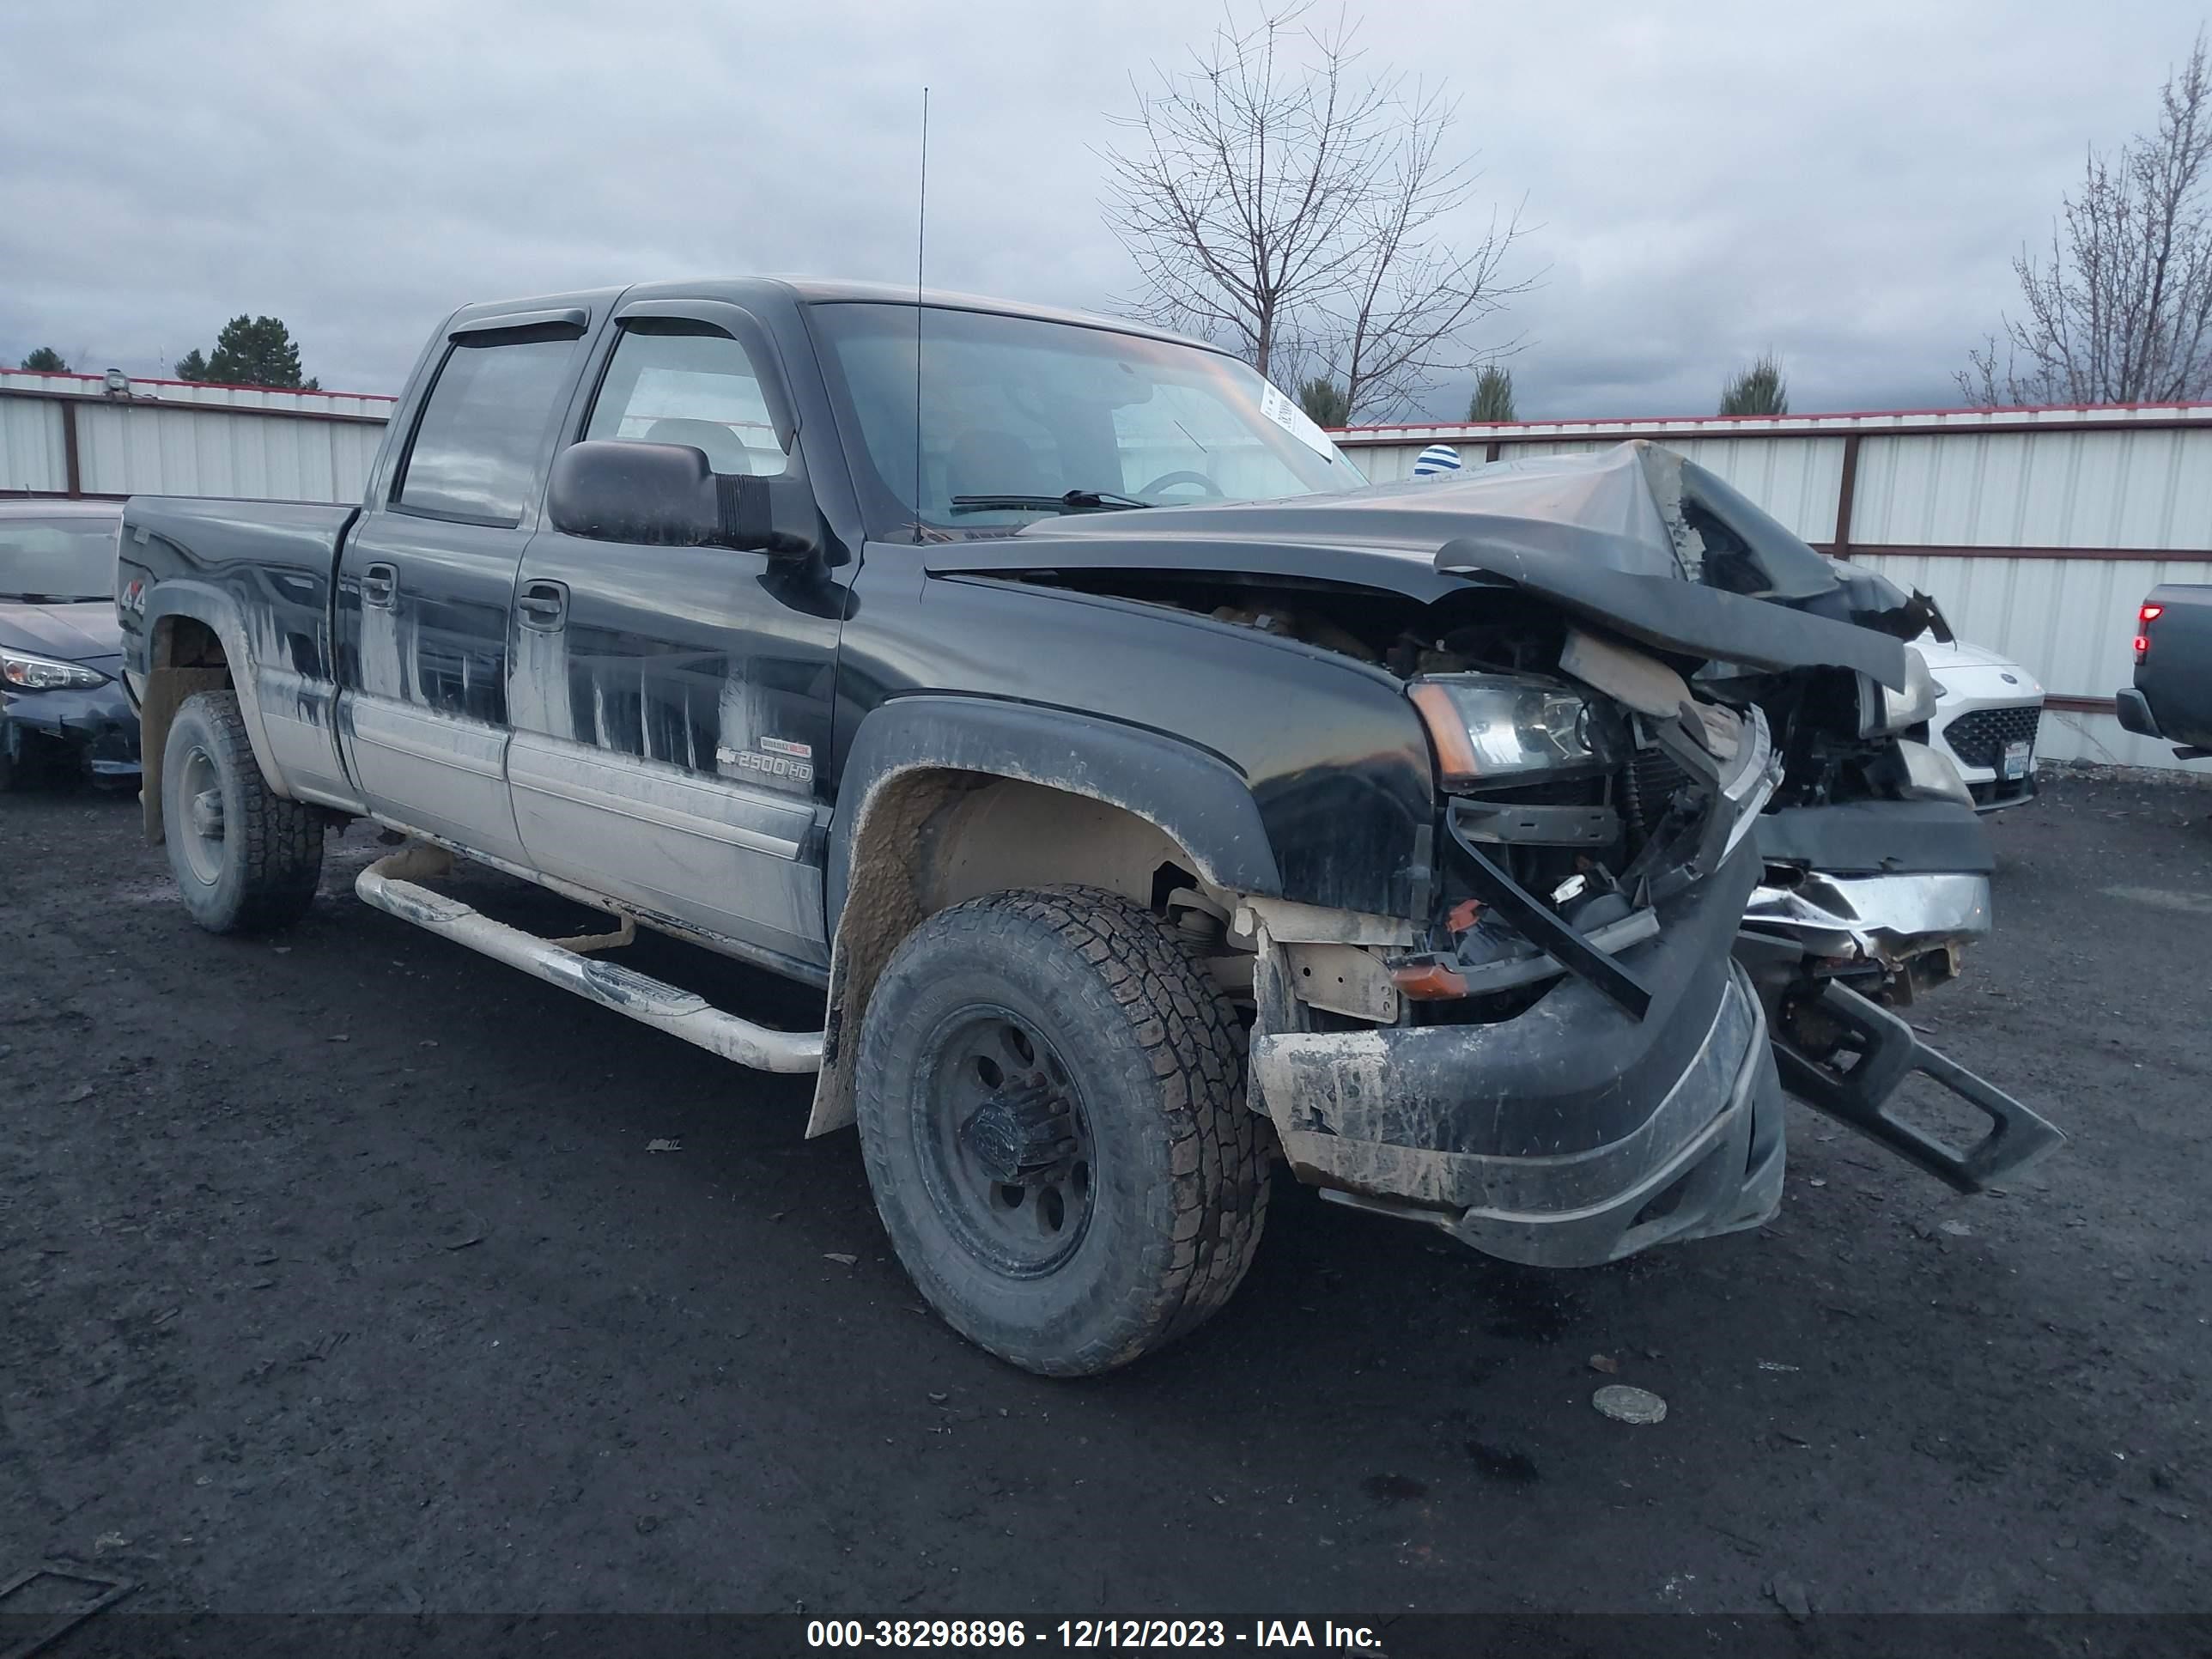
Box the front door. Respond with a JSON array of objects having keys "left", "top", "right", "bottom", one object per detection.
[
  {"left": 504, "top": 303, "right": 843, "bottom": 972},
  {"left": 337, "top": 309, "right": 591, "bottom": 865}
]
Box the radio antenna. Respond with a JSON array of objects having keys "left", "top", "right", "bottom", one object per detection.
[{"left": 913, "top": 85, "right": 929, "bottom": 545}]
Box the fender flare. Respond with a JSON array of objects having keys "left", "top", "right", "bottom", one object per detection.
[
  {"left": 827, "top": 694, "right": 1282, "bottom": 931},
  {"left": 141, "top": 582, "right": 287, "bottom": 795}
]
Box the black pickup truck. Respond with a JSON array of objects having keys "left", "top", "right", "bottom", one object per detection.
[
  {"left": 2118, "top": 585, "right": 2212, "bottom": 759},
  {"left": 116, "top": 278, "right": 2059, "bottom": 1374}
]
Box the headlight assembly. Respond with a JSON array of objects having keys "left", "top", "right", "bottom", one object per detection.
[
  {"left": 1, "top": 647, "right": 111, "bottom": 692},
  {"left": 1409, "top": 673, "right": 1607, "bottom": 788},
  {"left": 1859, "top": 646, "right": 1939, "bottom": 737}
]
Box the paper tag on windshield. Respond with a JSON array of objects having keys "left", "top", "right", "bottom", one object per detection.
[{"left": 1257, "top": 380, "right": 1341, "bottom": 459}]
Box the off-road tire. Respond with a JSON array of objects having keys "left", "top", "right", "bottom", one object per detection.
[
  {"left": 162, "top": 690, "right": 322, "bottom": 934},
  {"left": 854, "top": 885, "right": 1270, "bottom": 1376}
]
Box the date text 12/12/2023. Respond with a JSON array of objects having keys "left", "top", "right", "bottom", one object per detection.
[{"left": 805, "top": 1620, "right": 1386, "bottom": 1650}]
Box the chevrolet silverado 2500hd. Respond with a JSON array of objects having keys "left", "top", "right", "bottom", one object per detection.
[{"left": 116, "top": 280, "right": 2061, "bottom": 1374}]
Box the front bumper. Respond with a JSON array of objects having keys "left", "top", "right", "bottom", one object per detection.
[
  {"left": 1250, "top": 845, "right": 1786, "bottom": 1268},
  {"left": 1744, "top": 869, "right": 1990, "bottom": 994},
  {"left": 1965, "top": 770, "right": 2037, "bottom": 811},
  {"left": 1, "top": 678, "right": 142, "bottom": 779}
]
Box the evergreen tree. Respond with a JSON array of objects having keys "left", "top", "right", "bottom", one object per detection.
[
  {"left": 1468, "top": 364, "right": 1516, "bottom": 422},
  {"left": 175, "top": 316, "right": 312, "bottom": 388},
  {"left": 1719, "top": 353, "right": 1789, "bottom": 416}
]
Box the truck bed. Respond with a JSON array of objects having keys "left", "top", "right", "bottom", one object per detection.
[
  {"left": 117, "top": 495, "right": 356, "bottom": 678},
  {"left": 116, "top": 495, "right": 360, "bottom": 811}
]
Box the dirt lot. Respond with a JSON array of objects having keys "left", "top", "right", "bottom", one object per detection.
[{"left": 3, "top": 771, "right": 2208, "bottom": 1625}]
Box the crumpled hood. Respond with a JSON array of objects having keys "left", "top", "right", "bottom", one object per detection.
[
  {"left": 0, "top": 599, "right": 123, "bottom": 663},
  {"left": 927, "top": 441, "right": 1912, "bottom": 689}
]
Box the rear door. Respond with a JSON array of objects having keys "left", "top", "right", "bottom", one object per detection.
[
  {"left": 336, "top": 306, "right": 593, "bottom": 863},
  {"left": 504, "top": 299, "right": 843, "bottom": 972}
]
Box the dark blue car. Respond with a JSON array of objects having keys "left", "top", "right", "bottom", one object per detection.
[{"left": 0, "top": 500, "right": 139, "bottom": 790}]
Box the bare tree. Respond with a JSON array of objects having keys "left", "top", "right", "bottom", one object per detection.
[
  {"left": 1719, "top": 353, "right": 1789, "bottom": 416},
  {"left": 1103, "top": 3, "right": 1528, "bottom": 422},
  {"left": 1961, "top": 31, "right": 2212, "bottom": 405}
]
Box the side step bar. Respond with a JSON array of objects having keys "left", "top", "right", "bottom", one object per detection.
[
  {"left": 1771, "top": 980, "right": 2064, "bottom": 1193},
  {"left": 356, "top": 851, "right": 824, "bottom": 1074}
]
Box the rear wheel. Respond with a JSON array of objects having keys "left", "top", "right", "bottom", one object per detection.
[
  {"left": 161, "top": 690, "right": 323, "bottom": 934},
  {"left": 854, "top": 885, "right": 1269, "bottom": 1376}
]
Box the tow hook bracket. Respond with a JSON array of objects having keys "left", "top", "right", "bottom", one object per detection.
[
  {"left": 1773, "top": 981, "right": 2065, "bottom": 1193},
  {"left": 1446, "top": 811, "right": 1654, "bottom": 1018}
]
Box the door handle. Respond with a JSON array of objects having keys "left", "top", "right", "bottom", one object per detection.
[
  {"left": 360, "top": 562, "right": 398, "bottom": 607},
  {"left": 517, "top": 580, "right": 568, "bottom": 629}
]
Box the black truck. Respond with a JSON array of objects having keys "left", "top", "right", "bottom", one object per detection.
[
  {"left": 116, "top": 279, "right": 2059, "bottom": 1375},
  {"left": 2118, "top": 585, "right": 2212, "bottom": 759}
]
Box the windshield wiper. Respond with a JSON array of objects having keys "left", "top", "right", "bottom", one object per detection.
[{"left": 947, "top": 489, "right": 1152, "bottom": 516}]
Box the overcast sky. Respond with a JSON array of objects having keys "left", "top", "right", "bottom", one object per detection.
[{"left": 3, "top": 0, "right": 2203, "bottom": 421}]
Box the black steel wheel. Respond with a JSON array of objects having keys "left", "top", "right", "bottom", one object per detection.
[
  {"left": 854, "top": 885, "right": 1270, "bottom": 1376},
  {"left": 913, "top": 1003, "right": 1097, "bottom": 1277}
]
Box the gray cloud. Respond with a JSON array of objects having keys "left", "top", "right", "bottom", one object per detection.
[{"left": 3, "top": 0, "right": 2200, "bottom": 420}]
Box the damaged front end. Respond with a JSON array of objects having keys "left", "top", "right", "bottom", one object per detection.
[
  {"left": 1226, "top": 446, "right": 2063, "bottom": 1257},
  {"left": 944, "top": 438, "right": 2063, "bottom": 1260},
  {"left": 1742, "top": 800, "right": 1996, "bottom": 1005},
  {"left": 1733, "top": 800, "right": 2063, "bottom": 1195},
  {"left": 1247, "top": 625, "right": 1792, "bottom": 1268}
]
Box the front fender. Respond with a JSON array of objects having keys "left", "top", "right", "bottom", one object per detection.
[
  {"left": 827, "top": 694, "right": 1283, "bottom": 931},
  {"left": 805, "top": 696, "right": 1285, "bottom": 1139}
]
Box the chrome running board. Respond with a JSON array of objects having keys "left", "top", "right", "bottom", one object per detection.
[{"left": 356, "top": 849, "right": 823, "bottom": 1074}]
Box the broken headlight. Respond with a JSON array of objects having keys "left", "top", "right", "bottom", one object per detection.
[
  {"left": 1409, "top": 673, "right": 1609, "bottom": 789},
  {"left": 1857, "top": 646, "right": 1939, "bottom": 737},
  {"left": 1, "top": 647, "right": 110, "bottom": 692}
]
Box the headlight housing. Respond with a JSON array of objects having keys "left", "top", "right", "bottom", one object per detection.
[
  {"left": 1859, "top": 646, "right": 1939, "bottom": 737},
  {"left": 1410, "top": 673, "right": 1607, "bottom": 788},
  {"left": 1, "top": 647, "right": 111, "bottom": 692}
]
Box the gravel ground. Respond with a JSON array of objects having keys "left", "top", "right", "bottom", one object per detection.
[{"left": 2, "top": 770, "right": 2207, "bottom": 1626}]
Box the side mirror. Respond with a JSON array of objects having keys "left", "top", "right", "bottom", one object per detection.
[{"left": 546, "top": 441, "right": 818, "bottom": 559}]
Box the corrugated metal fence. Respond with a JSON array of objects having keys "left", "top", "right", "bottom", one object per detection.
[
  {"left": 5, "top": 369, "right": 2204, "bottom": 770},
  {"left": 0, "top": 368, "right": 393, "bottom": 506},
  {"left": 1339, "top": 406, "right": 2212, "bottom": 771}
]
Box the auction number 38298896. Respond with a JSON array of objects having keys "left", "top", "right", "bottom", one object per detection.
[{"left": 805, "top": 1619, "right": 1383, "bottom": 1650}]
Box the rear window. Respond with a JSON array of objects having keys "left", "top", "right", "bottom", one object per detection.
[
  {"left": 0, "top": 515, "right": 119, "bottom": 602},
  {"left": 394, "top": 331, "right": 580, "bottom": 525}
]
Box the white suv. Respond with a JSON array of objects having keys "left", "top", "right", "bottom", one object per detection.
[{"left": 1920, "top": 634, "right": 2044, "bottom": 811}]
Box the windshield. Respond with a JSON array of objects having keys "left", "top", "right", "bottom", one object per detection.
[
  {"left": 808, "top": 302, "right": 1364, "bottom": 536},
  {"left": 0, "top": 514, "right": 119, "bottom": 602}
]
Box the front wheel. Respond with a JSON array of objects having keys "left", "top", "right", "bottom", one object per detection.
[
  {"left": 162, "top": 690, "right": 323, "bottom": 934},
  {"left": 854, "top": 886, "right": 1269, "bottom": 1376}
]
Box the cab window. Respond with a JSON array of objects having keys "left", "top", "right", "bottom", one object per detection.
[
  {"left": 393, "top": 329, "right": 580, "bottom": 526},
  {"left": 585, "top": 323, "right": 789, "bottom": 477}
]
